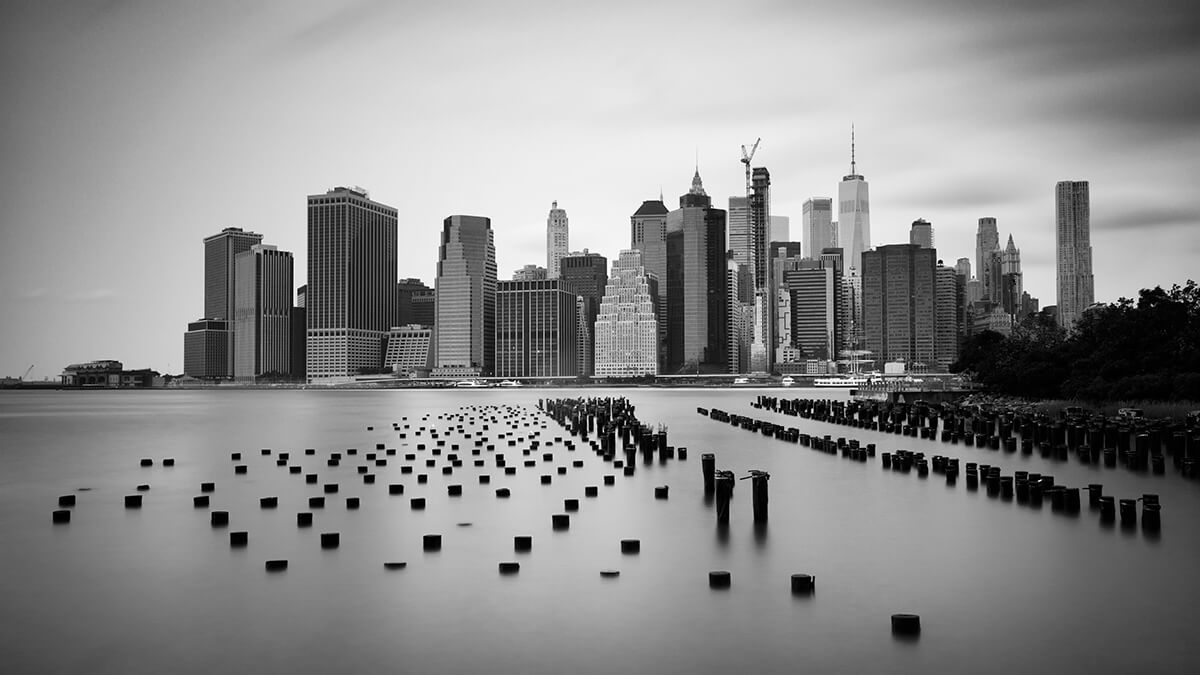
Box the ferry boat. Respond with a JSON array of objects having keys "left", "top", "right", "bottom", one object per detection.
[
  {"left": 498, "top": 380, "right": 523, "bottom": 388},
  {"left": 781, "top": 376, "right": 795, "bottom": 387},
  {"left": 814, "top": 375, "right": 872, "bottom": 388},
  {"left": 732, "top": 377, "right": 751, "bottom": 386}
]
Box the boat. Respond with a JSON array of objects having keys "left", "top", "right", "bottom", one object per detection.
[
  {"left": 454, "top": 379, "right": 489, "bottom": 388},
  {"left": 814, "top": 375, "right": 871, "bottom": 388},
  {"left": 781, "top": 376, "right": 795, "bottom": 387},
  {"left": 498, "top": 380, "right": 523, "bottom": 388},
  {"left": 732, "top": 377, "right": 751, "bottom": 385}
]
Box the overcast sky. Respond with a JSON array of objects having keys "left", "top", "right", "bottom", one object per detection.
[{"left": 2, "top": 0, "right": 1198, "bottom": 380}]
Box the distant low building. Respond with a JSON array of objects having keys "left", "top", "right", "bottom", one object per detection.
[
  {"left": 384, "top": 324, "right": 434, "bottom": 377},
  {"left": 184, "top": 318, "right": 232, "bottom": 380},
  {"left": 62, "top": 360, "right": 159, "bottom": 387}
]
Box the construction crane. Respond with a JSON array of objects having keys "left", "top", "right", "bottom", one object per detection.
[
  {"left": 21, "top": 365, "right": 33, "bottom": 381},
  {"left": 740, "top": 138, "right": 761, "bottom": 196}
]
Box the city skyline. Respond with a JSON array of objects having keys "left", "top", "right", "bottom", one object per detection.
[{"left": 3, "top": 0, "right": 1199, "bottom": 379}]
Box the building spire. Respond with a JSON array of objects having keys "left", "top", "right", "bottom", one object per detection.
[{"left": 850, "top": 124, "right": 857, "bottom": 176}]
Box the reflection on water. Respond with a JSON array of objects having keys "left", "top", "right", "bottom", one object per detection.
[{"left": 1, "top": 388, "right": 1198, "bottom": 674}]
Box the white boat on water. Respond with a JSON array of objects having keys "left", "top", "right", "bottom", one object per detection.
[
  {"left": 814, "top": 375, "right": 871, "bottom": 388},
  {"left": 732, "top": 377, "right": 751, "bottom": 385},
  {"left": 498, "top": 380, "right": 523, "bottom": 388},
  {"left": 781, "top": 376, "right": 795, "bottom": 387},
  {"left": 454, "top": 379, "right": 490, "bottom": 388}
]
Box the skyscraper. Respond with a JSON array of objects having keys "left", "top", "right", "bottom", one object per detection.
[
  {"left": 234, "top": 244, "right": 293, "bottom": 381},
  {"left": 749, "top": 167, "right": 772, "bottom": 372},
  {"left": 837, "top": 129, "right": 870, "bottom": 275},
  {"left": 910, "top": 219, "right": 934, "bottom": 249},
  {"left": 862, "top": 244, "right": 938, "bottom": 370},
  {"left": 395, "top": 278, "right": 435, "bottom": 327},
  {"left": 594, "top": 250, "right": 659, "bottom": 378},
  {"left": 664, "top": 170, "right": 728, "bottom": 373},
  {"left": 559, "top": 250, "right": 608, "bottom": 377},
  {"left": 630, "top": 199, "right": 669, "bottom": 366},
  {"left": 435, "top": 215, "right": 497, "bottom": 376},
  {"left": 205, "top": 227, "right": 263, "bottom": 322},
  {"left": 976, "top": 217, "right": 1000, "bottom": 300},
  {"left": 1056, "top": 180, "right": 1093, "bottom": 331},
  {"left": 784, "top": 259, "right": 840, "bottom": 361},
  {"left": 306, "top": 186, "right": 397, "bottom": 382},
  {"left": 802, "top": 198, "right": 835, "bottom": 259},
  {"left": 546, "top": 201, "right": 568, "bottom": 279},
  {"left": 183, "top": 319, "right": 231, "bottom": 380},
  {"left": 727, "top": 196, "right": 752, "bottom": 283},
  {"left": 1001, "top": 235, "right": 1023, "bottom": 319},
  {"left": 495, "top": 279, "right": 577, "bottom": 378},
  {"left": 935, "top": 263, "right": 959, "bottom": 370}
]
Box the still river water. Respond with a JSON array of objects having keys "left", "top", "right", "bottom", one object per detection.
[{"left": 1, "top": 388, "right": 1197, "bottom": 674}]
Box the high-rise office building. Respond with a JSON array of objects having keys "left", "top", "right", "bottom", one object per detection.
[
  {"left": 306, "top": 187, "right": 397, "bottom": 382},
  {"left": 546, "top": 201, "right": 568, "bottom": 279},
  {"left": 395, "top": 278, "right": 435, "bottom": 327},
  {"left": 750, "top": 168, "right": 771, "bottom": 290},
  {"left": 862, "top": 244, "right": 938, "bottom": 370},
  {"left": 631, "top": 199, "right": 670, "bottom": 366},
  {"left": 802, "top": 198, "right": 836, "bottom": 259},
  {"left": 770, "top": 215, "right": 790, "bottom": 245},
  {"left": 837, "top": 129, "right": 870, "bottom": 274},
  {"left": 192, "top": 226, "right": 262, "bottom": 379},
  {"left": 910, "top": 219, "right": 934, "bottom": 249},
  {"left": 664, "top": 171, "right": 728, "bottom": 373},
  {"left": 784, "top": 260, "right": 840, "bottom": 361},
  {"left": 935, "top": 263, "right": 959, "bottom": 370},
  {"left": 435, "top": 215, "right": 497, "bottom": 377},
  {"left": 976, "top": 217, "right": 1000, "bottom": 301},
  {"left": 205, "top": 227, "right": 263, "bottom": 321},
  {"left": 495, "top": 279, "right": 578, "bottom": 378},
  {"left": 726, "top": 257, "right": 745, "bottom": 373},
  {"left": 1056, "top": 180, "right": 1093, "bottom": 331},
  {"left": 770, "top": 242, "right": 803, "bottom": 365},
  {"left": 594, "top": 250, "right": 659, "bottom": 378},
  {"left": 728, "top": 196, "right": 752, "bottom": 283},
  {"left": 183, "top": 319, "right": 232, "bottom": 380},
  {"left": 234, "top": 244, "right": 294, "bottom": 381},
  {"left": 559, "top": 250, "right": 608, "bottom": 377}
]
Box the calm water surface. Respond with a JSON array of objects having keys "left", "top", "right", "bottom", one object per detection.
[{"left": 2, "top": 388, "right": 1197, "bottom": 674}]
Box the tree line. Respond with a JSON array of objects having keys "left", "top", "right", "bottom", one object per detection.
[{"left": 952, "top": 280, "right": 1200, "bottom": 402}]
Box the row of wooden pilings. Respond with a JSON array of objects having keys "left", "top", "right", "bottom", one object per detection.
[
  {"left": 753, "top": 396, "right": 1200, "bottom": 480},
  {"left": 704, "top": 401, "right": 1163, "bottom": 533}
]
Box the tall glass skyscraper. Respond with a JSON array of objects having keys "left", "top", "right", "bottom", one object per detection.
[
  {"left": 306, "top": 186, "right": 397, "bottom": 382},
  {"left": 837, "top": 130, "right": 870, "bottom": 275},
  {"left": 234, "top": 244, "right": 293, "bottom": 381},
  {"left": 1055, "top": 180, "right": 1093, "bottom": 330},
  {"left": 802, "top": 197, "right": 835, "bottom": 259},
  {"left": 204, "top": 227, "right": 263, "bottom": 321},
  {"left": 665, "top": 170, "right": 728, "bottom": 373},
  {"left": 435, "top": 215, "right": 497, "bottom": 376}
]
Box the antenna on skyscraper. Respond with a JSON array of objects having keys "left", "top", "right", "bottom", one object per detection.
[
  {"left": 850, "top": 124, "right": 856, "bottom": 175},
  {"left": 740, "top": 137, "right": 761, "bottom": 197}
]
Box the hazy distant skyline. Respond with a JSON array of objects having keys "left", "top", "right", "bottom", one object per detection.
[{"left": 2, "top": 0, "right": 1198, "bottom": 379}]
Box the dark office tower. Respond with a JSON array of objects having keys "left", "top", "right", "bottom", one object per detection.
[
  {"left": 559, "top": 250, "right": 608, "bottom": 377},
  {"left": 862, "top": 244, "right": 938, "bottom": 370},
  {"left": 306, "top": 186, "right": 397, "bottom": 382},
  {"left": 770, "top": 242, "right": 803, "bottom": 366},
  {"left": 296, "top": 285, "right": 307, "bottom": 309},
  {"left": 631, "top": 199, "right": 670, "bottom": 366},
  {"left": 935, "top": 263, "right": 959, "bottom": 370},
  {"left": 290, "top": 307, "right": 306, "bottom": 380},
  {"left": 910, "top": 219, "right": 934, "bottom": 249},
  {"left": 664, "top": 170, "right": 728, "bottom": 373},
  {"left": 205, "top": 227, "right": 263, "bottom": 321},
  {"left": 802, "top": 198, "right": 835, "bottom": 258},
  {"left": 234, "top": 245, "right": 294, "bottom": 381},
  {"left": 1056, "top": 181, "right": 1093, "bottom": 331},
  {"left": 435, "top": 215, "right": 497, "bottom": 377},
  {"left": 784, "top": 259, "right": 840, "bottom": 361},
  {"left": 395, "top": 278, "right": 435, "bottom": 327},
  {"left": 183, "top": 319, "right": 231, "bottom": 380},
  {"left": 750, "top": 168, "right": 772, "bottom": 290},
  {"left": 976, "top": 217, "right": 1000, "bottom": 300},
  {"left": 495, "top": 279, "right": 577, "bottom": 378}
]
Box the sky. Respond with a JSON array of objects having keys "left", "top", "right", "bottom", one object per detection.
[{"left": 2, "top": 0, "right": 1199, "bottom": 380}]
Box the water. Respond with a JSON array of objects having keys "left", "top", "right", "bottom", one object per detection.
[{"left": 2, "top": 388, "right": 1197, "bottom": 674}]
